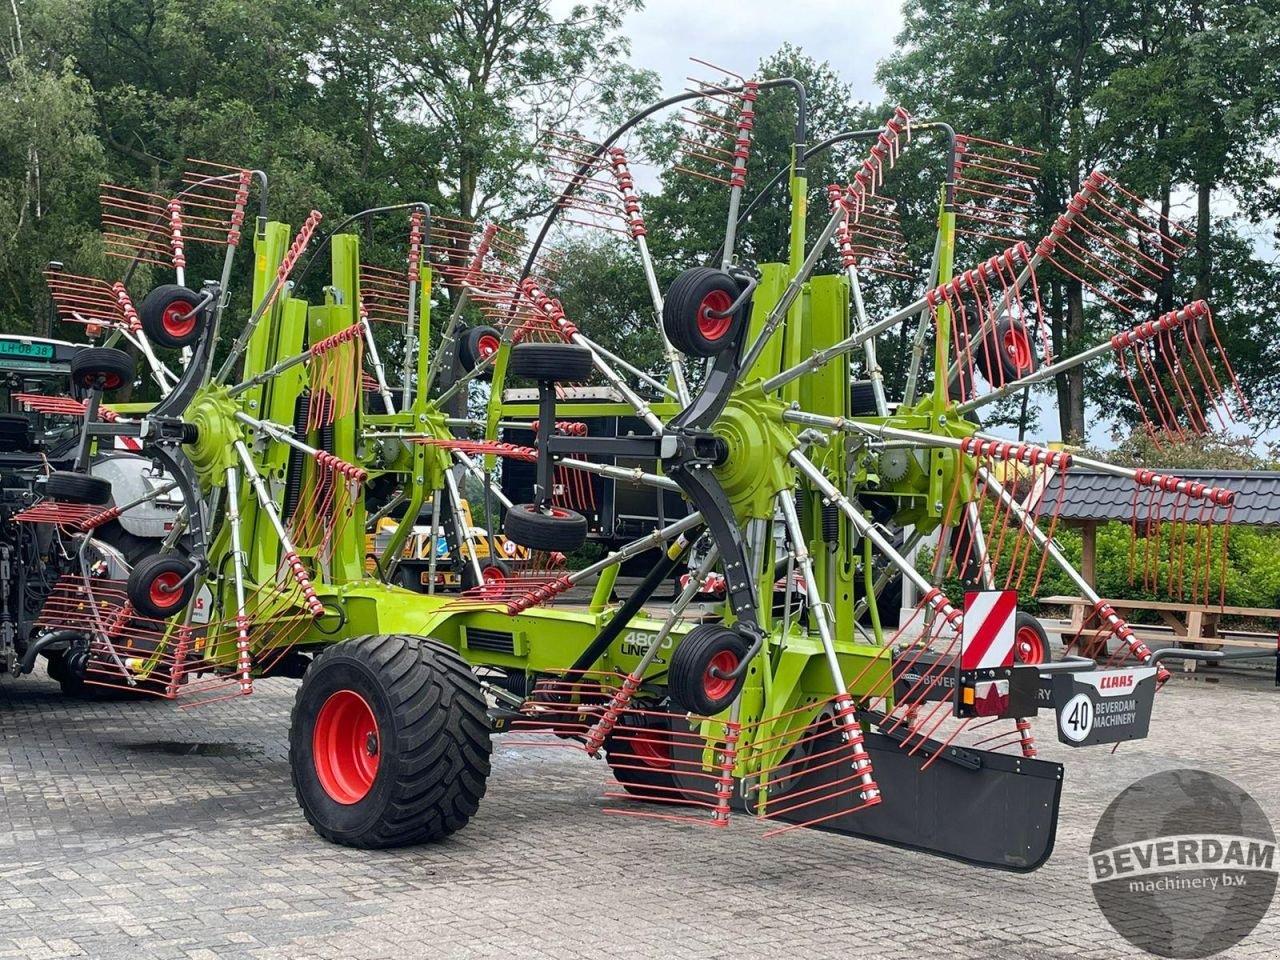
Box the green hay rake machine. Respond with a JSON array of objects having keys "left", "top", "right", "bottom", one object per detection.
[{"left": 21, "top": 68, "right": 1253, "bottom": 869}]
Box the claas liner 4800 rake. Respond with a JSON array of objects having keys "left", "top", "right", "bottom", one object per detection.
[{"left": 33, "top": 69, "right": 1252, "bottom": 870}]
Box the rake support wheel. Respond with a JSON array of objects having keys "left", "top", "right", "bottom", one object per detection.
[
  {"left": 973, "top": 317, "right": 1040, "bottom": 384},
  {"left": 70, "top": 347, "right": 134, "bottom": 392},
  {"left": 457, "top": 325, "right": 502, "bottom": 378},
  {"left": 460, "top": 557, "right": 511, "bottom": 592},
  {"left": 127, "top": 555, "right": 197, "bottom": 620},
  {"left": 140, "top": 284, "right": 207, "bottom": 349},
  {"left": 1014, "top": 611, "right": 1052, "bottom": 666},
  {"left": 508, "top": 342, "right": 594, "bottom": 382},
  {"left": 290, "top": 634, "right": 492, "bottom": 849},
  {"left": 604, "top": 717, "right": 684, "bottom": 804},
  {"left": 503, "top": 503, "right": 587, "bottom": 552},
  {"left": 668, "top": 623, "right": 748, "bottom": 716},
  {"left": 662, "top": 267, "right": 744, "bottom": 357},
  {"left": 45, "top": 470, "right": 111, "bottom": 505}
]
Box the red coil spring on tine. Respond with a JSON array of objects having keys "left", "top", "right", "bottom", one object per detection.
[
  {"left": 77, "top": 505, "right": 123, "bottom": 532},
  {"left": 958, "top": 435, "right": 1072, "bottom": 470},
  {"left": 1109, "top": 301, "right": 1203, "bottom": 350},
  {"left": 407, "top": 210, "right": 425, "bottom": 280},
  {"left": 712, "top": 721, "right": 742, "bottom": 825},
  {"left": 1093, "top": 601, "right": 1171, "bottom": 684},
  {"left": 278, "top": 211, "right": 323, "bottom": 284},
  {"left": 313, "top": 450, "right": 367, "bottom": 485},
  {"left": 923, "top": 587, "right": 965, "bottom": 634},
  {"left": 531, "top": 420, "right": 587, "bottom": 437},
  {"left": 728, "top": 82, "right": 758, "bottom": 190},
  {"left": 607, "top": 147, "right": 647, "bottom": 239},
  {"left": 309, "top": 322, "right": 362, "bottom": 357},
  {"left": 282, "top": 550, "right": 326, "bottom": 618},
  {"left": 504, "top": 575, "right": 574, "bottom": 614},
  {"left": 518, "top": 277, "right": 577, "bottom": 339},
  {"left": 1132, "top": 468, "right": 1234, "bottom": 507},
  {"left": 111, "top": 283, "right": 141, "bottom": 332},
  {"left": 583, "top": 673, "right": 644, "bottom": 755},
  {"left": 227, "top": 170, "right": 251, "bottom": 247},
  {"left": 468, "top": 223, "right": 499, "bottom": 282},
  {"left": 1015, "top": 718, "right": 1038, "bottom": 758},
  {"left": 167, "top": 200, "right": 186, "bottom": 272}
]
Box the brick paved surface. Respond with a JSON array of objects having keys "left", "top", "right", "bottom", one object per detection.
[{"left": 2, "top": 663, "right": 1277, "bottom": 960}]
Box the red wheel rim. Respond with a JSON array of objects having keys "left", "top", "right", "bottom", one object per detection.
[
  {"left": 148, "top": 571, "right": 184, "bottom": 610},
  {"left": 627, "top": 732, "right": 672, "bottom": 769},
  {"left": 477, "top": 564, "right": 506, "bottom": 598},
  {"left": 86, "top": 372, "right": 122, "bottom": 390},
  {"left": 1003, "top": 326, "right": 1033, "bottom": 372},
  {"left": 1015, "top": 625, "right": 1047, "bottom": 665},
  {"left": 161, "top": 301, "right": 197, "bottom": 339},
  {"left": 313, "top": 690, "right": 380, "bottom": 804},
  {"left": 527, "top": 505, "right": 573, "bottom": 520},
  {"left": 696, "top": 290, "right": 734, "bottom": 341},
  {"left": 477, "top": 334, "right": 500, "bottom": 358},
  {"left": 702, "top": 649, "right": 739, "bottom": 702}
]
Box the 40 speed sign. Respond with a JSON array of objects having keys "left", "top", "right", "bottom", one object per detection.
[{"left": 1051, "top": 667, "right": 1158, "bottom": 746}]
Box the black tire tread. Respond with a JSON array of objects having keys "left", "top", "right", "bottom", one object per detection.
[
  {"left": 45, "top": 470, "right": 111, "bottom": 505},
  {"left": 661, "top": 266, "right": 743, "bottom": 357},
  {"left": 139, "top": 284, "right": 206, "bottom": 349},
  {"left": 668, "top": 624, "right": 747, "bottom": 715},
  {"left": 503, "top": 503, "right": 587, "bottom": 552},
  {"left": 507, "top": 342, "right": 594, "bottom": 382},
  {"left": 70, "top": 347, "right": 134, "bottom": 392},
  {"left": 290, "top": 634, "right": 492, "bottom": 848}
]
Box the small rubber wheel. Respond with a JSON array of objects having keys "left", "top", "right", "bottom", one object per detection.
[
  {"left": 503, "top": 503, "right": 587, "bottom": 552},
  {"left": 460, "top": 557, "right": 511, "bottom": 595},
  {"left": 71, "top": 347, "right": 135, "bottom": 392},
  {"left": 973, "top": 317, "right": 1040, "bottom": 385},
  {"left": 668, "top": 623, "right": 748, "bottom": 715},
  {"left": 507, "top": 342, "right": 594, "bottom": 382},
  {"left": 127, "top": 554, "right": 196, "bottom": 620},
  {"left": 1013, "top": 611, "right": 1052, "bottom": 666},
  {"left": 139, "top": 284, "right": 207, "bottom": 349},
  {"left": 290, "top": 634, "right": 492, "bottom": 848},
  {"left": 662, "top": 267, "right": 745, "bottom": 357},
  {"left": 458, "top": 326, "right": 502, "bottom": 379},
  {"left": 45, "top": 470, "right": 111, "bottom": 505},
  {"left": 850, "top": 380, "right": 878, "bottom": 416}
]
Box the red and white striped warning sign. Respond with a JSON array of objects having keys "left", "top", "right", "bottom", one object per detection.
[{"left": 961, "top": 589, "right": 1017, "bottom": 670}]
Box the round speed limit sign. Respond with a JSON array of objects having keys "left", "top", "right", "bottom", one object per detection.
[{"left": 1060, "top": 692, "right": 1094, "bottom": 743}]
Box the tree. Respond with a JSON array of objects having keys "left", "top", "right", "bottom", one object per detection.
[
  {"left": 0, "top": 0, "right": 104, "bottom": 332},
  {"left": 879, "top": 0, "right": 1132, "bottom": 442},
  {"left": 380, "top": 1, "right": 652, "bottom": 260},
  {"left": 880, "top": 0, "right": 1280, "bottom": 443},
  {"left": 645, "top": 44, "right": 878, "bottom": 271}
]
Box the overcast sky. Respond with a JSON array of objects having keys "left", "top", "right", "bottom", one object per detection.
[{"left": 621, "top": 0, "right": 905, "bottom": 104}]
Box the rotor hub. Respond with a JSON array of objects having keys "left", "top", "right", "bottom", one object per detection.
[
  {"left": 182, "top": 385, "right": 240, "bottom": 488},
  {"left": 710, "top": 390, "right": 793, "bottom": 519}
]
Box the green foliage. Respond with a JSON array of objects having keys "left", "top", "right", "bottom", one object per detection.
[
  {"left": 921, "top": 512, "right": 1280, "bottom": 620},
  {"left": 645, "top": 44, "right": 880, "bottom": 270},
  {"left": 1085, "top": 429, "right": 1280, "bottom": 471},
  {"left": 549, "top": 234, "right": 667, "bottom": 379}
]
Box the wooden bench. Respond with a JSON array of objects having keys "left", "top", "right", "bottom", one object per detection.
[{"left": 1040, "top": 595, "right": 1278, "bottom": 670}]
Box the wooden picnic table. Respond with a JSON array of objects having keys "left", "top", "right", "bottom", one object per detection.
[{"left": 1040, "top": 595, "right": 1278, "bottom": 665}]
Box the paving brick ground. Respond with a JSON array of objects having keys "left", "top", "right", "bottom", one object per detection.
[{"left": 2, "top": 662, "right": 1277, "bottom": 960}]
